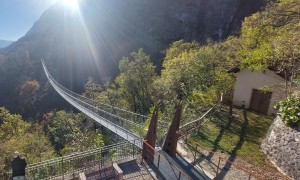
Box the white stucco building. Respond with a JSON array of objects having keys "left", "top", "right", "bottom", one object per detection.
[{"left": 231, "top": 69, "right": 286, "bottom": 115}]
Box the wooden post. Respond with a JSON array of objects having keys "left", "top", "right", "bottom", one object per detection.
[{"left": 163, "top": 101, "right": 182, "bottom": 157}]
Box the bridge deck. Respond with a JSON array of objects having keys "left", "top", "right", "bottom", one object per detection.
[
  {"left": 150, "top": 149, "right": 210, "bottom": 180},
  {"left": 42, "top": 60, "right": 143, "bottom": 148},
  {"left": 41, "top": 60, "right": 210, "bottom": 180},
  {"left": 119, "top": 160, "right": 155, "bottom": 180}
]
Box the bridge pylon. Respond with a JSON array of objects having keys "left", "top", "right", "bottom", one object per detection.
[
  {"left": 163, "top": 101, "right": 182, "bottom": 157},
  {"left": 142, "top": 106, "right": 158, "bottom": 164}
]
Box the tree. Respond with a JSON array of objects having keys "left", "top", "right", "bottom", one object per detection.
[
  {"left": 0, "top": 107, "right": 30, "bottom": 140},
  {"left": 115, "top": 48, "right": 157, "bottom": 114},
  {"left": 153, "top": 40, "right": 235, "bottom": 124},
  {"left": 43, "top": 111, "right": 105, "bottom": 155},
  {"left": 157, "top": 40, "right": 234, "bottom": 103},
  {"left": 83, "top": 77, "right": 102, "bottom": 99},
  {"left": 239, "top": 0, "right": 300, "bottom": 96},
  {"left": 0, "top": 107, "right": 55, "bottom": 173},
  {"left": 18, "top": 79, "right": 41, "bottom": 115}
]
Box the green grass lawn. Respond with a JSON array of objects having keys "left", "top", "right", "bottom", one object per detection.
[{"left": 190, "top": 105, "right": 274, "bottom": 166}]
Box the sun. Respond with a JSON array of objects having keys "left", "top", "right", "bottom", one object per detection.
[{"left": 59, "top": 0, "right": 79, "bottom": 11}]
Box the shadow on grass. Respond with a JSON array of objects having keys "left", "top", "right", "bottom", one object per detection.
[
  {"left": 190, "top": 108, "right": 249, "bottom": 179},
  {"left": 187, "top": 105, "right": 234, "bottom": 176},
  {"left": 217, "top": 110, "right": 249, "bottom": 179},
  {"left": 200, "top": 105, "right": 234, "bottom": 163}
]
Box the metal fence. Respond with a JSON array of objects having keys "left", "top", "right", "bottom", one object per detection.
[
  {"left": 143, "top": 141, "right": 192, "bottom": 180},
  {"left": 42, "top": 59, "right": 170, "bottom": 148},
  {"left": 2, "top": 141, "right": 141, "bottom": 180},
  {"left": 186, "top": 139, "right": 267, "bottom": 180}
]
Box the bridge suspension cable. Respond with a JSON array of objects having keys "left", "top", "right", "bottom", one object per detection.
[{"left": 42, "top": 60, "right": 170, "bottom": 148}]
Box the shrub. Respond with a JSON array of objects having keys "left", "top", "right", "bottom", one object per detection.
[{"left": 277, "top": 96, "right": 300, "bottom": 127}]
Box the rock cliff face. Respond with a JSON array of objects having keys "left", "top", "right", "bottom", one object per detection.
[
  {"left": 261, "top": 117, "right": 300, "bottom": 179},
  {"left": 0, "top": 0, "right": 265, "bottom": 115},
  {"left": 5, "top": 0, "right": 265, "bottom": 81}
]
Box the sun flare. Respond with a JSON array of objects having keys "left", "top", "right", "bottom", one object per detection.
[{"left": 59, "top": 0, "right": 79, "bottom": 11}]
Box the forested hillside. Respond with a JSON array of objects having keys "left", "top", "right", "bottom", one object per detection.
[
  {"left": 81, "top": 0, "right": 299, "bottom": 125},
  {"left": 0, "top": 0, "right": 264, "bottom": 117},
  {"left": 0, "top": 107, "right": 112, "bottom": 174},
  {"left": 0, "top": 0, "right": 299, "bottom": 178}
]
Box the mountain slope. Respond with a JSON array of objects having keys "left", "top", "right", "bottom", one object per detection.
[
  {"left": 0, "top": 0, "right": 265, "bottom": 117},
  {"left": 0, "top": 40, "right": 13, "bottom": 48}
]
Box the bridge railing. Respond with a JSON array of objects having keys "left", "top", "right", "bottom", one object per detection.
[
  {"left": 53, "top": 77, "right": 171, "bottom": 141},
  {"left": 179, "top": 95, "right": 223, "bottom": 139},
  {"left": 179, "top": 107, "right": 215, "bottom": 139},
  {"left": 143, "top": 141, "right": 192, "bottom": 180},
  {"left": 52, "top": 78, "right": 148, "bottom": 126},
  {"left": 42, "top": 59, "right": 166, "bottom": 125},
  {"left": 2, "top": 141, "right": 140, "bottom": 180},
  {"left": 42, "top": 60, "right": 170, "bottom": 147}
]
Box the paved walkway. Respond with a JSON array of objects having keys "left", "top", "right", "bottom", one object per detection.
[
  {"left": 149, "top": 148, "right": 210, "bottom": 180},
  {"left": 119, "top": 160, "right": 155, "bottom": 180}
]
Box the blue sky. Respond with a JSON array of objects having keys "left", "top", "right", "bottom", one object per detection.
[{"left": 0, "top": 0, "right": 57, "bottom": 41}]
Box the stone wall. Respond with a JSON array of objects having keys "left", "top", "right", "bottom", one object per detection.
[{"left": 261, "top": 117, "right": 300, "bottom": 179}]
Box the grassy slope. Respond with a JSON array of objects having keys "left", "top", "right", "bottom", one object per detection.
[{"left": 190, "top": 105, "right": 273, "bottom": 166}]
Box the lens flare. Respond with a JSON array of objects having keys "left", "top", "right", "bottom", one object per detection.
[{"left": 59, "top": 0, "right": 79, "bottom": 11}]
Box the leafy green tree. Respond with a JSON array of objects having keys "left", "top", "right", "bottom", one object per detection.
[
  {"left": 4, "top": 130, "right": 55, "bottom": 163},
  {"left": 0, "top": 107, "right": 30, "bottom": 140},
  {"left": 18, "top": 79, "right": 41, "bottom": 115},
  {"left": 44, "top": 111, "right": 79, "bottom": 152},
  {"left": 43, "top": 111, "right": 105, "bottom": 155},
  {"left": 240, "top": 0, "right": 300, "bottom": 96},
  {"left": 115, "top": 48, "right": 157, "bottom": 114},
  {"left": 153, "top": 40, "right": 235, "bottom": 124},
  {"left": 83, "top": 77, "right": 102, "bottom": 99},
  {"left": 154, "top": 40, "right": 200, "bottom": 102},
  {"left": 97, "top": 82, "right": 128, "bottom": 110},
  {"left": 157, "top": 41, "right": 233, "bottom": 101},
  {"left": 0, "top": 107, "right": 55, "bottom": 173}
]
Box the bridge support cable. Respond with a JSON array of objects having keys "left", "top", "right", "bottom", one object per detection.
[
  {"left": 43, "top": 65, "right": 143, "bottom": 131},
  {"left": 42, "top": 60, "right": 143, "bottom": 148},
  {"left": 41, "top": 60, "right": 170, "bottom": 147},
  {"left": 43, "top": 61, "right": 168, "bottom": 127}
]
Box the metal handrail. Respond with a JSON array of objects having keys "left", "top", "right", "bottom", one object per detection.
[
  {"left": 179, "top": 107, "right": 214, "bottom": 129},
  {"left": 41, "top": 59, "right": 170, "bottom": 126},
  {"left": 27, "top": 141, "right": 130, "bottom": 168},
  {"left": 143, "top": 140, "right": 192, "bottom": 180},
  {"left": 4, "top": 140, "right": 141, "bottom": 179},
  {"left": 42, "top": 59, "right": 170, "bottom": 147}
]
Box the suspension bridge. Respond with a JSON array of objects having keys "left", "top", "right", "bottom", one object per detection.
[{"left": 3, "top": 60, "right": 217, "bottom": 180}]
